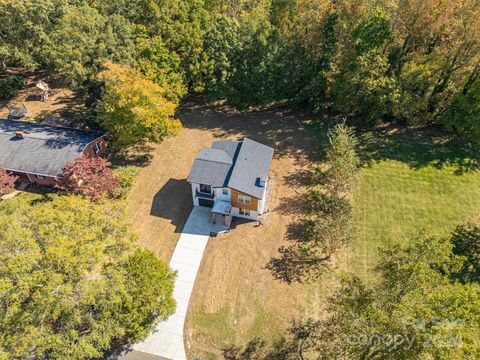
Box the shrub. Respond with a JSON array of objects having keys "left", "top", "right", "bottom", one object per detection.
[
  {"left": 0, "top": 75, "right": 26, "bottom": 100},
  {"left": 0, "top": 167, "right": 18, "bottom": 196},
  {"left": 58, "top": 155, "right": 119, "bottom": 199},
  {"left": 113, "top": 166, "right": 140, "bottom": 199}
]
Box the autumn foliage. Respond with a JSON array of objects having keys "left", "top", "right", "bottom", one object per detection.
[
  {"left": 58, "top": 156, "right": 119, "bottom": 199},
  {"left": 0, "top": 167, "right": 17, "bottom": 197}
]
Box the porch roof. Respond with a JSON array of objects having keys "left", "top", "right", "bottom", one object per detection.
[{"left": 211, "top": 199, "right": 232, "bottom": 215}]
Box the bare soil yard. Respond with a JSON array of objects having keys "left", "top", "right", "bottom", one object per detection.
[
  {"left": 127, "top": 100, "right": 318, "bottom": 358},
  {"left": 0, "top": 69, "right": 86, "bottom": 127}
]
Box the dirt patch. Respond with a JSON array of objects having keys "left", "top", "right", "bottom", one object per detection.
[{"left": 0, "top": 69, "right": 86, "bottom": 127}]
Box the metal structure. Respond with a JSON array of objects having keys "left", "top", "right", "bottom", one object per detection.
[{"left": 6, "top": 101, "right": 27, "bottom": 119}]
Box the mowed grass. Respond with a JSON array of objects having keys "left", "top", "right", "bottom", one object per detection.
[{"left": 350, "top": 126, "right": 480, "bottom": 279}]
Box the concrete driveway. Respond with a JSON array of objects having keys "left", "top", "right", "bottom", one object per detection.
[{"left": 127, "top": 207, "right": 226, "bottom": 360}]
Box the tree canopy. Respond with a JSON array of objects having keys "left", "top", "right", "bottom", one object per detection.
[
  {"left": 58, "top": 155, "right": 119, "bottom": 199},
  {"left": 1, "top": 0, "right": 479, "bottom": 139},
  {"left": 0, "top": 195, "right": 176, "bottom": 359},
  {"left": 0, "top": 167, "right": 17, "bottom": 197},
  {"left": 96, "top": 62, "right": 181, "bottom": 149},
  {"left": 306, "top": 231, "right": 480, "bottom": 359}
]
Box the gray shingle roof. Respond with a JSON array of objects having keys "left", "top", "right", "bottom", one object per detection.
[
  {"left": 228, "top": 138, "right": 274, "bottom": 198},
  {"left": 0, "top": 119, "right": 104, "bottom": 176},
  {"left": 196, "top": 147, "right": 233, "bottom": 164},
  {"left": 212, "top": 140, "right": 241, "bottom": 159},
  {"left": 187, "top": 138, "right": 273, "bottom": 198}
]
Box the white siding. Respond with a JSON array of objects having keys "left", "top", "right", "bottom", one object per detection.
[
  {"left": 213, "top": 187, "right": 231, "bottom": 202},
  {"left": 231, "top": 207, "right": 259, "bottom": 220},
  {"left": 191, "top": 183, "right": 200, "bottom": 206},
  {"left": 258, "top": 177, "right": 269, "bottom": 214}
]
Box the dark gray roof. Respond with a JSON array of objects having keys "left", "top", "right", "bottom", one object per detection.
[
  {"left": 187, "top": 138, "right": 273, "bottom": 198},
  {"left": 196, "top": 147, "right": 232, "bottom": 164},
  {"left": 187, "top": 158, "right": 231, "bottom": 187},
  {"left": 228, "top": 138, "right": 274, "bottom": 198},
  {"left": 212, "top": 140, "right": 241, "bottom": 159},
  {"left": 0, "top": 119, "right": 104, "bottom": 176}
]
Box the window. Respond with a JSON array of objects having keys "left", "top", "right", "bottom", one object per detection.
[
  {"left": 94, "top": 143, "right": 101, "bottom": 155},
  {"left": 35, "top": 174, "right": 46, "bottom": 180},
  {"left": 239, "top": 208, "right": 250, "bottom": 216},
  {"left": 199, "top": 184, "right": 211, "bottom": 193},
  {"left": 222, "top": 188, "right": 228, "bottom": 195},
  {"left": 238, "top": 194, "right": 251, "bottom": 205}
]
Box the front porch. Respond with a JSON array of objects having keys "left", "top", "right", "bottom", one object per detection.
[{"left": 211, "top": 199, "right": 233, "bottom": 229}]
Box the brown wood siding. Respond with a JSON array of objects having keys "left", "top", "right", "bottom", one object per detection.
[
  {"left": 83, "top": 137, "right": 107, "bottom": 157},
  {"left": 230, "top": 188, "right": 259, "bottom": 211}
]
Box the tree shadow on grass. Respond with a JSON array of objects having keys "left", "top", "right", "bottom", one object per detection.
[
  {"left": 265, "top": 221, "right": 330, "bottom": 284},
  {"left": 108, "top": 144, "right": 155, "bottom": 169},
  {"left": 223, "top": 319, "right": 320, "bottom": 360},
  {"left": 177, "top": 99, "right": 317, "bottom": 164},
  {"left": 357, "top": 124, "right": 480, "bottom": 175}
]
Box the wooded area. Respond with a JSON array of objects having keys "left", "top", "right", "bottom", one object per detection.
[{"left": 1, "top": 0, "right": 479, "bottom": 139}]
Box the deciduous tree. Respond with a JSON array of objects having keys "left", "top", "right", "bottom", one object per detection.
[
  {"left": 58, "top": 155, "right": 119, "bottom": 199},
  {"left": 0, "top": 196, "right": 176, "bottom": 359},
  {"left": 305, "top": 232, "right": 480, "bottom": 359},
  {"left": 97, "top": 62, "right": 182, "bottom": 149},
  {"left": 0, "top": 167, "right": 17, "bottom": 196}
]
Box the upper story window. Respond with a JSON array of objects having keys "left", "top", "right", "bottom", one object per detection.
[
  {"left": 238, "top": 194, "right": 251, "bottom": 205},
  {"left": 94, "top": 143, "right": 101, "bottom": 155},
  {"left": 199, "top": 184, "right": 212, "bottom": 193},
  {"left": 222, "top": 188, "right": 228, "bottom": 195}
]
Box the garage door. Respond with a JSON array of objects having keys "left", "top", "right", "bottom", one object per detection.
[{"left": 198, "top": 198, "right": 214, "bottom": 208}]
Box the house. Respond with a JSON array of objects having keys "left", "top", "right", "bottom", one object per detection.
[
  {"left": 187, "top": 137, "right": 274, "bottom": 226},
  {"left": 0, "top": 119, "right": 107, "bottom": 186}
]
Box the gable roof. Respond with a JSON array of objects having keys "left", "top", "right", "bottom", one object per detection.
[
  {"left": 227, "top": 138, "right": 274, "bottom": 199},
  {"left": 0, "top": 119, "right": 105, "bottom": 176},
  {"left": 187, "top": 138, "right": 273, "bottom": 198}
]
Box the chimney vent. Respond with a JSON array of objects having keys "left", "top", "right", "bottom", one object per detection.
[
  {"left": 14, "top": 131, "right": 27, "bottom": 139},
  {"left": 256, "top": 177, "right": 266, "bottom": 187}
]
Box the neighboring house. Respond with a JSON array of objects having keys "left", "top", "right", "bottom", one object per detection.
[
  {"left": 0, "top": 119, "right": 107, "bottom": 187},
  {"left": 187, "top": 137, "right": 274, "bottom": 226}
]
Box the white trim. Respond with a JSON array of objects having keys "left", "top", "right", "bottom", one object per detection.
[
  {"left": 238, "top": 194, "right": 251, "bottom": 205},
  {"left": 239, "top": 208, "right": 250, "bottom": 216},
  {"left": 4, "top": 167, "right": 56, "bottom": 178}
]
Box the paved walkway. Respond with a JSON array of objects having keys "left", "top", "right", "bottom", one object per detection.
[{"left": 127, "top": 207, "right": 226, "bottom": 360}]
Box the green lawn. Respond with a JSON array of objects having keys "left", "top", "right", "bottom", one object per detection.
[{"left": 350, "top": 126, "right": 480, "bottom": 279}]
